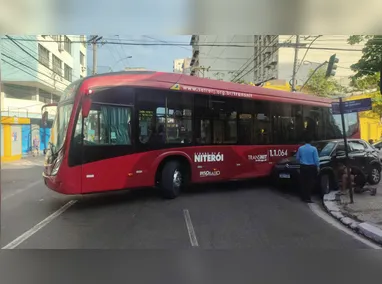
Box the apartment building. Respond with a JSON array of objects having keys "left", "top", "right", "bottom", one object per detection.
[
  {"left": 190, "top": 35, "right": 255, "bottom": 82},
  {"left": 173, "top": 58, "right": 192, "bottom": 74},
  {"left": 1, "top": 35, "right": 87, "bottom": 118},
  {"left": 190, "top": 35, "right": 364, "bottom": 86},
  {"left": 1, "top": 35, "right": 87, "bottom": 160}
]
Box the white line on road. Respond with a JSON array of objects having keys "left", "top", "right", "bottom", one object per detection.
[
  {"left": 308, "top": 202, "right": 381, "bottom": 249},
  {"left": 183, "top": 209, "right": 199, "bottom": 247},
  {"left": 2, "top": 200, "right": 77, "bottom": 249},
  {"left": 2, "top": 180, "right": 43, "bottom": 201}
]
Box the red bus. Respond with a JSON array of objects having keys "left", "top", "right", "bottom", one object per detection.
[{"left": 42, "top": 71, "right": 360, "bottom": 198}]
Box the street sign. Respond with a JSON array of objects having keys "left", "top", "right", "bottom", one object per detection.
[{"left": 331, "top": 98, "right": 372, "bottom": 115}]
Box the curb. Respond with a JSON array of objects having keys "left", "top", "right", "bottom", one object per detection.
[{"left": 323, "top": 191, "right": 382, "bottom": 245}]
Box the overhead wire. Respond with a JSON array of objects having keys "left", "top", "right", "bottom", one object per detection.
[{"left": 231, "top": 35, "right": 284, "bottom": 82}]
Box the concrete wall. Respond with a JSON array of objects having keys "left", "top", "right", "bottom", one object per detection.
[
  {"left": 11, "top": 125, "right": 22, "bottom": 156},
  {"left": 2, "top": 96, "right": 57, "bottom": 118}
]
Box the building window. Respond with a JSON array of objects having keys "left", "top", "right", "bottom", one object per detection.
[
  {"left": 80, "top": 52, "right": 85, "bottom": 66},
  {"left": 64, "top": 36, "right": 71, "bottom": 54},
  {"left": 52, "top": 55, "right": 62, "bottom": 76},
  {"left": 38, "top": 44, "right": 50, "bottom": 68},
  {"left": 64, "top": 64, "right": 72, "bottom": 82}
]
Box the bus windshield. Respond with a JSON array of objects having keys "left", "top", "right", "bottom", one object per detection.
[
  {"left": 50, "top": 103, "right": 73, "bottom": 154},
  {"left": 49, "top": 81, "right": 80, "bottom": 154}
]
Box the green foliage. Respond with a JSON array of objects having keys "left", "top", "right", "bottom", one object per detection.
[
  {"left": 350, "top": 72, "right": 380, "bottom": 91},
  {"left": 347, "top": 35, "right": 373, "bottom": 45},
  {"left": 347, "top": 35, "right": 382, "bottom": 79},
  {"left": 367, "top": 91, "right": 382, "bottom": 115},
  {"left": 303, "top": 68, "right": 344, "bottom": 97}
]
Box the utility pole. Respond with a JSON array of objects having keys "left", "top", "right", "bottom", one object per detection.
[
  {"left": 291, "top": 35, "right": 300, "bottom": 91},
  {"left": 90, "top": 35, "right": 103, "bottom": 75}
]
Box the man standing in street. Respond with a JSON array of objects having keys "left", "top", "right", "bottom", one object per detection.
[{"left": 296, "top": 135, "right": 320, "bottom": 203}]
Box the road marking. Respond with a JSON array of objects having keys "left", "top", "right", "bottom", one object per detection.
[
  {"left": 2, "top": 200, "right": 77, "bottom": 249},
  {"left": 308, "top": 202, "right": 381, "bottom": 249},
  {"left": 2, "top": 180, "right": 43, "bottom": 201},
  {"left": 183, "top": 209, "right": 199, "bottom": 247}
]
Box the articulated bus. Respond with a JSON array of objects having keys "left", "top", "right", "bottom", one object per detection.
[{"left": 42, "top": 71, "right": 359, "bottom": 198}]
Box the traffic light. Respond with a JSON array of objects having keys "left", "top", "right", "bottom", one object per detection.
[{"left": 325, "top": 54, "right": 339, "bottom": 78}]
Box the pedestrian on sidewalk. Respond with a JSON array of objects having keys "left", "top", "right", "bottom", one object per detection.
[
  {"left": 296, "top": 134, "right": 320, "bottom": 203},
  {"left": 32, "top": 136, "right": 40, "bottom": 157}
]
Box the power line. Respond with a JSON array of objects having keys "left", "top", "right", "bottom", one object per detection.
[
  {"left": 1, "top": 37, "right": 364, "bottom": 51},
  {"left": 234, "top": 36, "right": 294, "bottom": 83},
  {"left": 1, "top": 58, "right": 62, "bottom": 91},
  {"left": 5, "top": 35, "right": 81, "bottom": 81},
  {"left": 233, "top": 36, "right": 294, "bottom": 82},
  {"left": 295, "top": 35, "right": 322, "bottom": 75},
  {"left": 1, "top": 53, "right": 67, "bottom": 90}
]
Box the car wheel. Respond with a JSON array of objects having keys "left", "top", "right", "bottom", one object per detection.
[
  {"left": 160, "top": 160, "right": 184, "bottom": 199},
  {"left": 320, "top": 173, "right": 333, "bottom": 196},
  {"left": 368, "top": 165, "right": 381, "bottom": 185}
]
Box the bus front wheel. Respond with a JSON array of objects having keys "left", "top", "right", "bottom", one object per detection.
[{"left": 160, "top": 160, "right": 184, "bottom": 199}]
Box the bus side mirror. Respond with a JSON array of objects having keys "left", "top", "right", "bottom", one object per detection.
[{"left": 82, "top": 96, "right": 92, "bottom": 118}]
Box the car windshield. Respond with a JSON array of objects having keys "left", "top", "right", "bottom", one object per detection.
[{"left": 312, "top": 141, "right": 337, "bottom": 157}]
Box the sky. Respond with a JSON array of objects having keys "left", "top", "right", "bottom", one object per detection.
[{"left": 87, "top": 35, "right": 192, "bottom": 74}]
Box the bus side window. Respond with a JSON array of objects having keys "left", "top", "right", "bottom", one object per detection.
[{"left": 166, "top": 92, "right": 193, "bottom": 144}]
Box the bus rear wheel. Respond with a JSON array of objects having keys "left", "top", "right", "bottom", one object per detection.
[{"left": 160, "top": 160, "right": 184, "bottom": 199}]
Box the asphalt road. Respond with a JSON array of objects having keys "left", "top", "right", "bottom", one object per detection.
[{"left": 1, "top": 157, "right": 379, "bottom": 249}]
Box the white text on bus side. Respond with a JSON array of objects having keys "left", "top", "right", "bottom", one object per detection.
[
  {"left": 194, "top": 152, "right": 224, "bottom": 163},
  {"left": 268, "top": 149, "right": 288, "bottom": 157}
]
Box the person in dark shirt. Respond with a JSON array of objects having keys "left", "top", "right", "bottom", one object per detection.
[{"left": 296, "top": 135, "right": 320, "bottom": 203}]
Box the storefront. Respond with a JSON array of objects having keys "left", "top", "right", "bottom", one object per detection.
[{"left": 1, "top": 116, "right": 31, "bottom": 162}]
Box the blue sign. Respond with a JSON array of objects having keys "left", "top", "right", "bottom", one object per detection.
[{"left": 331, "top": 98, "right": 372, "bottom": 114}]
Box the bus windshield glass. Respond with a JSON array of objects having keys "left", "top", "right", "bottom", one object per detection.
[
  {"left": 50, "top": 103, "right": 73, "bottom": 153},
  {"left": 49, "top": 81, "right": 80, "bottom": 154}
]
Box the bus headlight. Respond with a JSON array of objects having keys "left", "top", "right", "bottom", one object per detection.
[{"left": 51, "top": 151, "right": 63, "bottom": 176}]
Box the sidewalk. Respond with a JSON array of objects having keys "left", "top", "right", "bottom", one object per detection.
[
  {"left": 323, "top": 184, "right": 382, "bottom": 245},
  {"left": 1, "top": 156, "right": 45, "bottom": 170}
]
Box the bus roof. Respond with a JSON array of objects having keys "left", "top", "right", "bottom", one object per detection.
[{"left": 82, "top": 71, "right": 334, "bottom": 107}]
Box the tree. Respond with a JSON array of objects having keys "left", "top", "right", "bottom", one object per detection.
[
  {"left": 347, "top": 35, "right": 382, "bottom": 91},
  {"left": 302, "top": 68, "right": 344, "bottom": 97}
]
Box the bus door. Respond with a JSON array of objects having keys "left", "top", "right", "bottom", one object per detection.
[{"left": 79, "top": 87, "right": 136, "bottom": 193}]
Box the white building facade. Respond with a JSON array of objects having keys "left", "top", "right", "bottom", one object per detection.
[
  {"left": 1, "top": 35, "right": 87, "bottom": 119},
  {"left": 1, "top": 35, "right": 87, "bottom": 157},
  {"left": 173, "top": 58, "right": 192, "bottom": 74},
  {"left": 190, "top": 35, "right": 364, "bottom": 87}
]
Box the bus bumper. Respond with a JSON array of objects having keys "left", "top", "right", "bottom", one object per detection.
[{"left": 42, "top": 172, "right": 62, "bottom": 193}]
